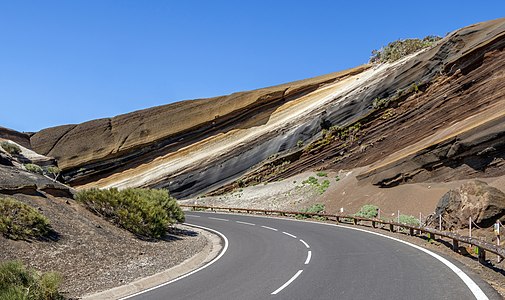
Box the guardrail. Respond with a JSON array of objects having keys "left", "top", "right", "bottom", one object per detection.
[{"left": 180, "top": 204, "right": 505, "bottom": 265}]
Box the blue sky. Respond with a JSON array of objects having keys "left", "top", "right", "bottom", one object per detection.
[{"left": 1, "top": 1, "right": 504, "bottom": 132}]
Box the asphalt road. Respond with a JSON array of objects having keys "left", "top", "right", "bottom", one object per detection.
[{"left": 126, "top": 212, "right": 500, "bottom": 300}]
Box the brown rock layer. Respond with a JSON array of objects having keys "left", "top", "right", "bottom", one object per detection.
[{"left": 432, "top": 181, "right": 505, "bottom": 229}]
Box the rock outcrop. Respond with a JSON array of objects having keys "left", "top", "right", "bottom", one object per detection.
[
  {"left": 19, "top": 18, "right": 505, "bottom": 199},
  {"left": 431, "top": 180, "right": 505, "bottom": 229}
]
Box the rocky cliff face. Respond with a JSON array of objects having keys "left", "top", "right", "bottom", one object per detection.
[{"left": 25, "top": 18, "right": 505, "bottom": 199}]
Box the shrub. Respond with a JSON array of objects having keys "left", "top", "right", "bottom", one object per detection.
[
  {"left": 335, "top": 176, "right": 340, "bottom": 182},
  {"left": 302, "top": 176, "right": 318, "bottom": 185},
  {"left": 24, "top": 163, "right": 44, "bottom": 174},
  {"left": 318, "top": 180, "right": 330, "bottom": 194},
  {"left": 399, "top": 214, "right": 420, "bottom": 226},
  {"left": 354, "top": 204, "right": 379, "bottom": 219},
  {"left": 0, "top": 260, "right": 63, "bottom": 300},
  {"left": 316, "top": 172, "right": 327, "bottom": 177},
  {"left": 370, "top": 35, "right": 442, "bottom": 64},
  {"left": 75, "top": 188, "right": 185, "bottom": 239},
  {"left": 1, "top": 141, "right": 21, "bottom": 155},
  {"left": 45, "top": 166, "right": 61, "bottom": 181},
  {"left": 297, "top": 140, "right": 304, "bottom": 148},
  {"left": 0, "top": 197, "right": 51, "bottom": 240},
  {"left": 302, "top": 176, "right": 330, "bottom": 194},
  {"left": 297, "top": 203, "right": 325, "bottom": 219}
]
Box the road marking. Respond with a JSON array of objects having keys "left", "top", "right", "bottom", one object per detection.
[
  {"left": 299, "top": 239, "right": 310, "bottom": 248},
  {"left": 236, "top": 221, "right": 256, "bottom": 226},
  {"left": 299, "top": 220, "right": 490, "bottom": 300},
  {"left": 186, "top": 215, "right": 201, "bottom": 217},
  {"left": 208, "top": 217, "right": 229, "bottom": 222},
  {"left": 120, "top": 223, "right": 229, "bottom": 299},
  {"left": 282, "top": 232, "right": 297, "bottom": 238},
  {"left": 271, "top": 270, "right": 303, "bottom": 295},
  {"left": 305, "top": 251, "right": 312, "bottom": 265},
  {"left": 261, "top": 225, "right": 278, "bottom": 231}
]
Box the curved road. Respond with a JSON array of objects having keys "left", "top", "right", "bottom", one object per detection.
[{"left": 126, "top": 212, "right": 500, "bottom": 300}]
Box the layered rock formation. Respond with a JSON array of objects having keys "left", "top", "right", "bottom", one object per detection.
[{"left": 21, "top": 17, "right": 505, "bottom": 199}]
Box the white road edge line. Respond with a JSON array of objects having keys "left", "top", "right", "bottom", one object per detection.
[
  {"left": 304, "top": 251, "right": 312, "bottom": 265},
  {"left": 299, "top": 239, "right": 310, "bottom": 248},
  {"left": 271, "top": 270, "right": 303, "bottom": 295},
  {"left": 119, "top": 224, "right": 229, "bottom": 300},
  {"left": 186, "top": 215, "right": 201, "bottom": 217},
  {"left": 305, "top": 221, "right": 489, "bottom": 300},
  {"left": 208, "top": 217, "right": 229, "bottom": 222},
  {"left": 282, "top": 231, "right": 297, "bottom": 238},
  {"left": 261, "top": 225, "right": 278, "bottom": 231},
  {"left": 236, "top": 221, "right": 256, "bottom": 226}
]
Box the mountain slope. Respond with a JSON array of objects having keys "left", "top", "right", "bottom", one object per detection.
[{"left": 28, "top": 18, "right": 505, "bottom": 199}]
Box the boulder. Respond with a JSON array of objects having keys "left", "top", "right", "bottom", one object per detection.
[{"left": 433, "top": 180, "right": 505, "bottom": 229}]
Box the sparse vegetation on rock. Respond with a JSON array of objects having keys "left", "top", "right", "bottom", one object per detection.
[
  {"left": 370, "top": 35, "right": 441, "bottom": 64},
  {"left": 24, "top": 163, "right": 44, "bottom": 174},
  {"left": 1, "top": 141, "right": 21, "bottom": 155},
  {"left": 75, "top": 188, "right": 185, "bottom": 239},
  {"left": 0, "top": 260, "right": 63, "bottom": 300},
  {"left": 302, "top": 176, "right": 330, "bottom": 194},
  {"left": 0, "top": 197, "right": 51, "bottom": 240}
]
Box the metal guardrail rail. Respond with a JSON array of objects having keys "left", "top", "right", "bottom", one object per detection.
[{"left": 180, "top": 204, "right": 505, "bottom": 265}]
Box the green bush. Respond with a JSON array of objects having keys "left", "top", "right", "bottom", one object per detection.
[
  {"left": 75, "top": 188, "right": 185, "bottom": 239},
  {"left": 302, "top": 176, "right": 318, "bottom": 185},
  {"left": 297, "top": 203, "right": 325, "bottom": 219},
  {"left": 1, "top": 142, "right": 21, "bottom": 155},
  {"left": 45, "top": 166, "right": 61, "bottom": 181},
  {"left": 316, "top": 172, "right": 327, "bottom": 177},
  {"left": 24, "top": 163, "right": 44, "bottom": 174},
  {"left": 399, "top": 214, "right": 420, "bottom": 226},
  {"left": 302, "top": 176, "right": 330, "bottom": 194},
  {"left": 354, "top": 204, "right": 379, "bottom": 219},
  {"left": 370, "top": 36, "right": 441, "bottom": 64},
  {"left": 0, "top": 260, "right": 63, "bottom": 300},
  {"left": 0, "top": 197, "right": 51, "bottom": 240}
]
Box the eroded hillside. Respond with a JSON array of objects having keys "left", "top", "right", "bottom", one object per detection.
[{"left": 23, "top": 17, "right": 505, "bottom": 200}]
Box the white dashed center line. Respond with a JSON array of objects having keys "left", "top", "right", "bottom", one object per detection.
[
  {"left": 261, "top": 225, "right": 278, "bottom": 231},
  {"left": 236, "top": 221, "right": 256, "bottom": 226},
  {"left": 208, "top": 217, "right": 229, "bottom": 222},
  {"left": 304, "top": 251, "right": 312, "bottom": 265},
  {"left": 299, "top": 239, "right": 310, "bottom": 248},
  {"left": 282, "top": 232, "right": 297, "bottom": 238},
  {"left": 271, "top": 270, "right": 304, "bottom": 295}
]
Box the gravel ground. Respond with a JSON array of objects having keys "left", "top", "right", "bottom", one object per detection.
[{"left": 0, "top": 194, "right": 208, "bottom": 299}]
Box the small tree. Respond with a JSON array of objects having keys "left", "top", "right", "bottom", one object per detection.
[{"left": 45, "top": 166, "right": 61, "bottom": 182}]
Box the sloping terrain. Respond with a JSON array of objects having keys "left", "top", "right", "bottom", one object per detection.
[
  {"left": 27, "top": 18, "right": 505, "bottom": 201},
  {"left": 0, "top": 163, "right": 207, "bottom": 298}
]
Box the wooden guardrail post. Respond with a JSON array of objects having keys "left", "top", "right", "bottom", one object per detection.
[
  {"left": 372, "top": 221, "right": 376, "bottom": 228},
  {"left": 409, "top": 228, "right": 414, "bottom": 236},
  {"left": 335, "top": 216, "right": 340, "bottom": 223},
  {"left": 478, "top": 246, "right": 486, "bottom": 264},
  {"left": 353, "top": 218, "right": 358, "bottom": 225},
  {"left": 452, "top": 239, "right": 459, "bottom": 252},
  {"left": 389, "top": 223, "right": 394, "bottom": 232}
]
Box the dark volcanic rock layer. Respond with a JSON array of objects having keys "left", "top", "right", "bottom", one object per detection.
[{"left": 26, "top": 18, "right": 505, "bottom": 198}]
